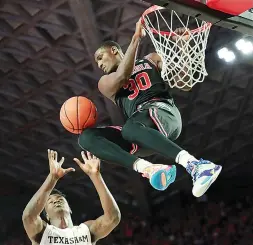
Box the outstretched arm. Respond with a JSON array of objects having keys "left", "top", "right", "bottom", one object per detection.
[
  {"left": 22, "top": 174, "right": 56, "bottom": 241},
  {"left": 74, "top": 152, "right": 121, "bottom": 242},
  {"left": 22, "top": 150, "right": 75, "bottom": 242},
  {"left": 98, "top": 19, "right": 145, "bottom": 100},
  {"left": 85, "top": 173, "right": 121, "bottom": 241}
]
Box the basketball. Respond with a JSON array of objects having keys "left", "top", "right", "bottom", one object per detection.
[{"left": 60, "top": 96, "right": 97, "bottom": 134}]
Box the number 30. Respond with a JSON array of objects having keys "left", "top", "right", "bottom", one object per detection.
[{"left": 123, "top": 72, "right": 151, "bottom": 100}]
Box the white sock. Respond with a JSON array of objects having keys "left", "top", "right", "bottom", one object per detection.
[
  {"left": 175, "top": 150, "right": 198, "bottom": 168},
  {"left": 133, "top": 159, "right": 153, "bottom": 173}
]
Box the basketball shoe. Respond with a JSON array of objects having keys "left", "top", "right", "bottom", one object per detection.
[
  {"left": 142, "top": 165, "right": 177, "bottom": 191},
  {"left": 186, "top": 159, "right": 222, "bottom": 197}
]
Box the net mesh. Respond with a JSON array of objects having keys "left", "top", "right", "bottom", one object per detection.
[{"left": 141, "top": 6, "right": 211, "bottom": 89}]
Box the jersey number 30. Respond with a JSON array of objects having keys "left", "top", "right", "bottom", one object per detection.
[{"left": 123, "top": 72, "right": 151, "bottom": 100}]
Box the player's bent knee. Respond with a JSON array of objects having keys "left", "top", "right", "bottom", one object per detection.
[
  {"left": 78, "top": 128, "right": 99, "bottom": 150},
  {"left": 121, "top": 121, "right": 140, "bottom": 142}
]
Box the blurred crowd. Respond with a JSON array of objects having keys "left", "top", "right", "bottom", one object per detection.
[
  {"left": 103, "top": 194, "right": 253, "bottom": 245},
  {"left": 2, "top": 193, "right": 253, "bottom": 245}
]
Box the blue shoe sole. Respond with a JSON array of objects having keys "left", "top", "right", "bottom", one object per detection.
[{"left": 149, "top": 165, "right": 177, "bottom": 191}]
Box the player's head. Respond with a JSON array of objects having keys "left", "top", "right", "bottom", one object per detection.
[
  {"left": 94, "top": 41, "right": 123, "bottom": 74},
  {"left": 44, "top": 189, "right": 71, "bottom": 222}
]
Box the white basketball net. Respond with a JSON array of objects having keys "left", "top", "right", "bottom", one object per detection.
[{"left": 141, "top": 6, "right": 211, "bottom": 89}]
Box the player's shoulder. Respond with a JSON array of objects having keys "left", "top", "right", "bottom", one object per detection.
[
  {"left": 97, "top": 73, "right": 117, "bottom": 101},
  {"left": 98, "top": 74, "right": 111, "bottom": 93},
  {"left": 32, "top": 242, "right": 40, "bottom": 245},
  {"left": 144, "top": 52, "right": 161, "bottom": 62},
  {"left": 98, "top": 74, "right": 109, "bottom": 89},
  {"left": 29, "top": 221, "right": 47, "bottom": 245},
  {"left": 79, "top": 222, "right": 90, "bottom": 228},
  {"left": 143, "top": 52, "right": 162, "bottom": 70}
]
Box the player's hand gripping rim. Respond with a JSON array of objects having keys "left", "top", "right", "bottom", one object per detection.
[
  {"left": 73, "top": 151, "right": 101, "bottom": 177},
  {"left": 134, "top": 18, "right": 146, "bottom": 39}
]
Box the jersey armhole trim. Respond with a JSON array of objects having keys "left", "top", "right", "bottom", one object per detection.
[
  {"left": 80, "top": 223, "right": 92, "bottom": 243},
  {"left": 144, "top": 57, "right": 160, "bottom": 72},
  {"left": 40, "top": 224, "right": 50, "bottom": 244}
]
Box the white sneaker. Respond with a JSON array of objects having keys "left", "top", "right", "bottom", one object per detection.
[{"left": 186, "top": 159, "right": 222, "bottom": 197}]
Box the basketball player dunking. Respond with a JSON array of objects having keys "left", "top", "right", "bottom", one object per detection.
[
  {"left": 78, "top": 19, "right": 222, "bottom": 197},
  {"left": 22, "top": 150, "right": 121, "bottom": 245}
]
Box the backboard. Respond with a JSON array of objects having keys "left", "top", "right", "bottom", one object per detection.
[{"left": 144, "top": 0, "right": 253, "bottom": 36}]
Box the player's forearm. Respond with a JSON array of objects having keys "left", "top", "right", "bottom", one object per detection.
[
  {"left": 116, "top": 35, "right": 141, "bottom": 82},
  {"left": 89, "top": 174, "right": 121, "bottom": 222},
  {"left": 23, "top": 174, "right": 57, "bottom": 218}
]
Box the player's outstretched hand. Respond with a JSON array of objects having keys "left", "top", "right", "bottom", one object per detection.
[
  {"left": 48, "top": 149, "right": 75, "bottom": 180},
  {"left": 73, "top": 151, "right": 101, "bottom": 177}
]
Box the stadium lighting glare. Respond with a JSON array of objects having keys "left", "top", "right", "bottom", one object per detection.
[
  {"left": 235, "top": 39, "right": 253, "bottom": 54},
  {"left": 217, "top": 48, "right": 236, "bottom": 62}
]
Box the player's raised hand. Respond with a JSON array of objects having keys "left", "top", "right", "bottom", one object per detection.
[
  {"left": 48, "top": 149, "right": 75, "bottom": 180},
  {"left": 134, "top": 18, "right": 146, "bottom": 39},
  {"left": 73, "top": 151, "right": 101, "bottom": 177}
]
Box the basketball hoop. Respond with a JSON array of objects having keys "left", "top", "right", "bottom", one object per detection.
[{"left": 141, "top": 5, "right": 212, "bottom": 89}]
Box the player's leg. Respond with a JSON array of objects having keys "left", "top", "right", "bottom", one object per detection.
[
  {"left": 78, "top": 126, "right": 176, "bottom": 190},
  {"left": 78, "top": 127, "right": 137, "bottom": 169},
  {"left": 121, "top": 102, "right": 188, "bottom": 163},
  {"left": 122, "top": 104, "right": 184, "bottom": 162},
  {"left": 121, "top": 101, "right": 222, "bottom": 197}
]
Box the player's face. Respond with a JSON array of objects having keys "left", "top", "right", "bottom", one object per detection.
[
  {"left": 95, "top": 47, "right": 119, "bottom": 74},
  {"left": 45, "top": 194, "right": 71, "bottom": 220}
]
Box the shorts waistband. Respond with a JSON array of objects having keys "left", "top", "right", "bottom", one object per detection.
[{"left": 137, "top": 98, "right": 173, "bottom": 110}]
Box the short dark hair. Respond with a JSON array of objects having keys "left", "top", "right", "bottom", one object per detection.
[
  {"left": 41, "top": 189, "right": 66, "bottom": 221},
  {"left": 99, "top": 40, "right": 122, "bottom": 51},
  {"left": 51, "top": 189, "right": 66, "bottom": 198}
]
